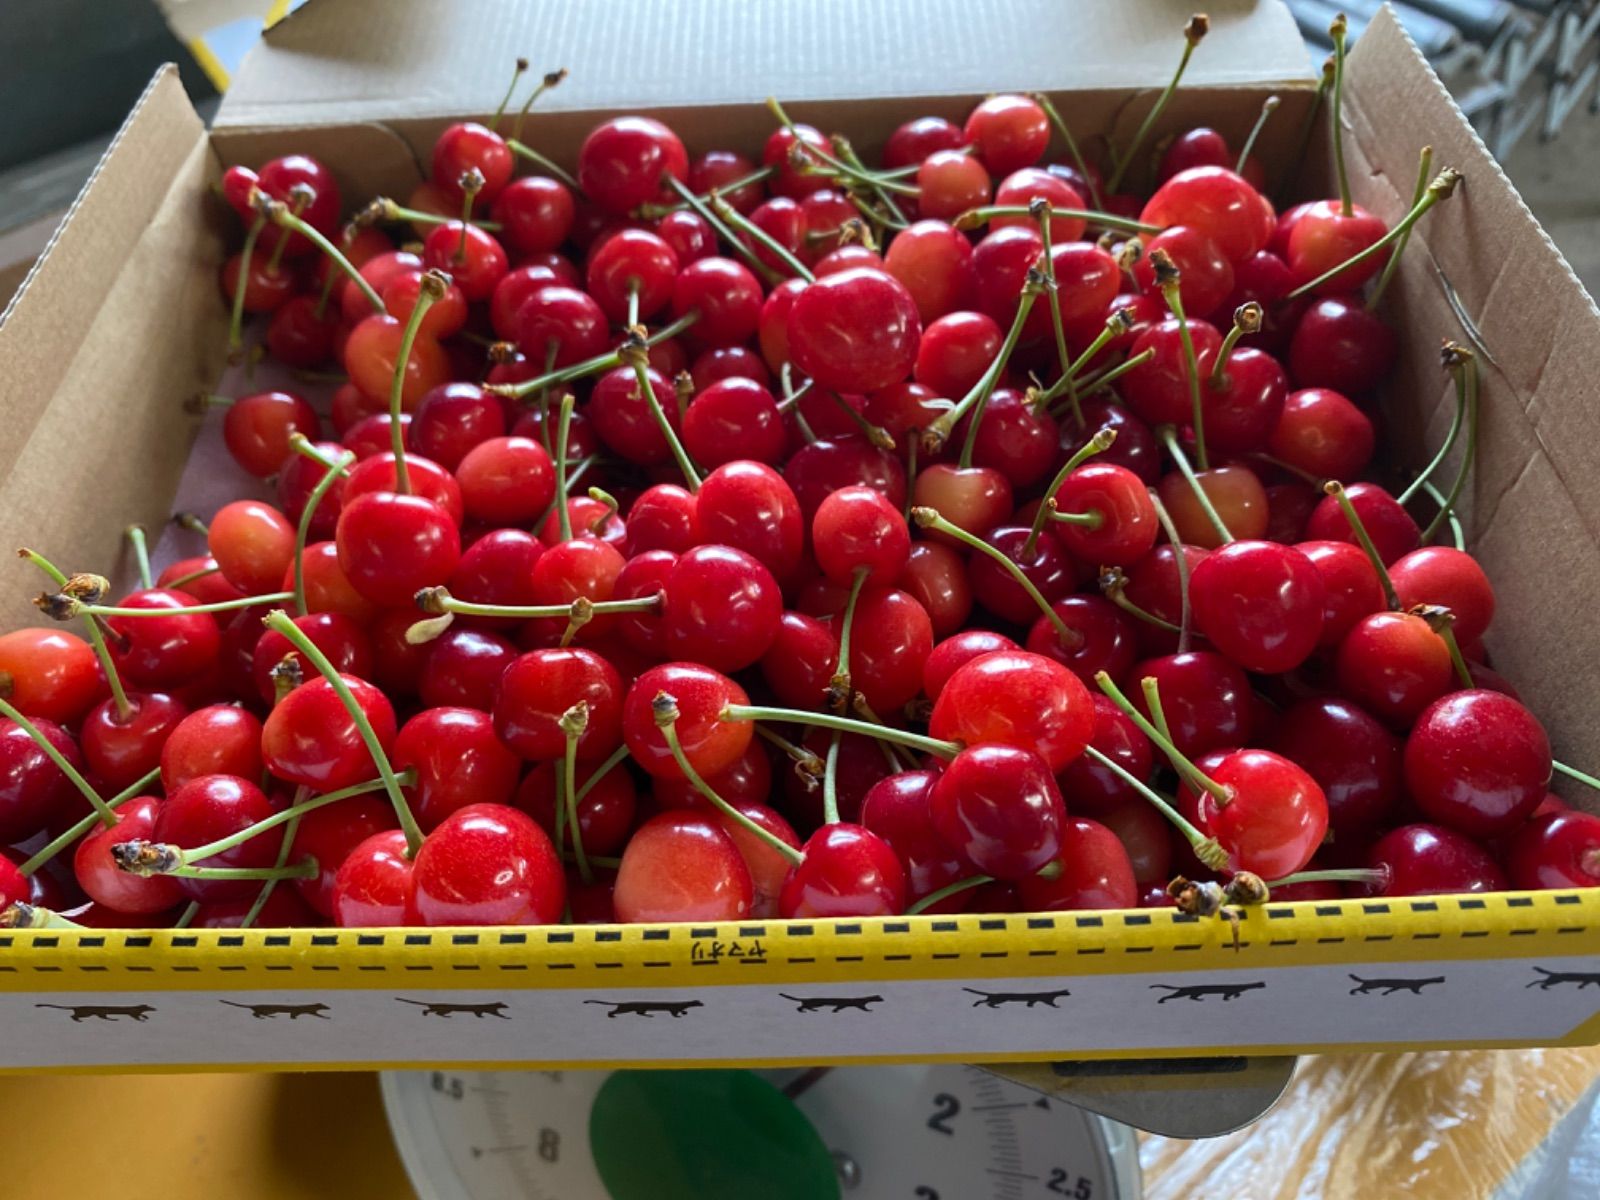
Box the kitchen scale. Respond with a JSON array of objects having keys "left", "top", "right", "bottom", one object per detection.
[{"left": 381, "top": 1063, "right": 1146, "bottom": 1199}]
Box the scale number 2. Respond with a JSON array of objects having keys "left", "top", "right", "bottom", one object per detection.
[
  {"left": 925, "top": 1093, "right": 961, "bottom": 1136},
  {"left": 1047, "top": 1168, "right": 1092, "bottom": 1198}
]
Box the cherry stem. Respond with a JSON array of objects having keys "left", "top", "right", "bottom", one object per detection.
[
  {"left": 17, "top": 549, "right": 131, "bottom": 722},
  {"left": 1287, "top": 167, "right": 1462, "bottom": 301},
  {"left": 1417, "top": 607, "right": 1474, "bottom": 689},
  {"left": 161, "top": 564, "right": 221, "bottom": 591},
  {"left": 488, "top": 57, "right": 529, "bottom": 131},
  {"left": 1094, "top": 671, "right": 1230, "bottom": 805},
  {"left": 820, "top": 730, "right": 844, "bottom": 827},
  {"left": 1329, "top": 15, "right": 1353, "bottom": 217},
  {"left": 622, "top": 341, "right": 702, "bottom": 491},
  {"left": 1024, "top": 426, "right": 1117, "bottom": 557},
  {"left": 638, "top": 167, "right": 775, "bottom": 218},
  {"left": 1147, "top": 489, "right": 1194, "bottom": 652},
  {"left": 166, "top": 860, "right": 318, "bottom": 882},
  {"left": 366, "top": 198, "right": 502, "bottom": 232},
  {"left": 313, "top": 227, "right": 353, "bottom": 318},
  {"left": 836, "top": 135, "right": 911, "bottom": 226},
  {"left": 902, "top": 435, "right": 919, "bottom": 522},
  {"left": 1553, "top": 760, "right": 1600, "bottom": 793},
  {"left": 288, "top": 436, "right": 355, "bottom": 616},
  {"left": 124, "top": 526, "right": 153, "bottom": 590},
  {"left": 510, "top": 66, "right": 566, "bottom": 144},
  {"left": 1100, "top": 568, "right": 1183, "bottom": 635},
  {"left": 228, "top": 217, "right": 266, "bottom": 357},
  {"left": 1419, "top": 481, "right": 1465, "bottom": 551},
  {"left": 826, "top": 391, "right": 896, "bottom": 452},
  {"left": 412, "top": 587, "right": 658, "bottom": 629},
  {"left": 1209, "top": 303, "right": 1263, "bottom": 390},
  {"left": 484, "top": 312, "right": 699, "bottom": 401},
  {"left": 827, "top": 566, "right": 871, "bottom": 714},
  {"left": 1265, "top": 867, "right": 1387, "bottom": 890},
  {"left": 933, "top": 274, "right": 1042, "bottom": 461},
  {"left": 1083, "top": 745, "right": 1227, "bottom": 868},
  {"left": 1235, "top": 95, "right": 1279, "bottom": 174},
  {"left": 560, "top": 703, "right": 593, "bottom": 885},
  {"left": 240, "top": 805, "right": 302, "bottom": 929},
  {"left": 1030, "top": 205, "right": 1074, "bottom": 384},
  {"left": 1368, "top": 145, "right": 1434, "bottom": 310},
  {"left": 259, "top": 197, "right": 384, "bottom": 313},
  {"left": 456, "top": 173, "right": 484, "bottom": 261},
  {"left": 18, "top": 767, "right": 157, "bottom": 875},
  {"left": 1323, "top": 481, "right": 1401, "bottom": 609},
  {"left": 912, "top": 506, "right": 1076, "bottom": 647},
  {"left": 755, "top": 724, "right": 827, "bottom": 781},
  {"left": 506, "top": 140, "right": 581, "bottom": 192},
  {"left": 721, "top": 703, "right": 961, "bottom": 761},
  {"left": 67, "top": 592, "right": 294, "bottom": 618},
  {"left": 553, "top": 389, "right": 577, "bottom": 541},
  {"left": 1398, "top": 345, "right": 1464, "bottom": 506},
  {"left": 0, "top": 902, "right": 86, "bottom": 930},
  {"left": 710, "top": 192, "right": 815, "bottom": 282},
  {"left": 1421, "top": 347, "right": 1478, "bottom": 544},
  {"left": 1157, "top": 426, "right": 1234, "bottom": 544},
  {"left": 664, "top": 175, "right": 783, "bottom": 287},
  {"left": 586, "top": 487, "right": 620, "bottom": 536},
  {"left": 1030, "top": 92, "right": 1104, "bottom": 209},
  {"left": 1060, "top": 347, "right": 1156, "bottom": 406},
  {"left": 1280, "top": 56, "right": 1334, "bottom": 204},
  {"left": 574, "top": 744, "right": 630, "bottom": 808},
  {"left": 1107, "top": 13, "right": 1209, "bottom": 193},
  {"left": 266, "top": 190, "right": 311, "bottom": 275},
  {"left": 1149, "top": 254, "right": 1208, "bottom": 469},
  {"left": 0, "top": 694, "right": 118, "bottom": 827},
  {"left": 390, "top": 271, "right": 447, "bottom": 494},
  {"left": 954, "top": 205, "right": 1158, "bottom": 237},
  {"left": 905, "top": 874, "right": 996, "bottom": 915},
  {"left": 656, "top": 695, "right": 805, "bottom": 866},
  {"left": 1039, "top": 309, "right": 1136, "bottom": 411},
  {"left": 262, "top": 609, "right": 423, "bottom": 855}
]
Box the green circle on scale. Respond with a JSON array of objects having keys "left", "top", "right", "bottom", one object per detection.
[{"left": 589, "top": 1069, "right": 841, "bottom": 1200}]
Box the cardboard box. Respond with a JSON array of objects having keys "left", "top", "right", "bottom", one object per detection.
[{"left": 0, "top": 1, "right": 1596, "bottom": 1073}]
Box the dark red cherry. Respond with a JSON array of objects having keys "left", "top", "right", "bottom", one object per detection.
[
  {"left": 787, "top": 439, "right": 908, "bottom": 521},
  {"left": 1054, "top": 695, "right": 1154, "bottom": 816},
  {"left": 408, "top": 803, "right": 565, "bottom": 926},
  {"left": 812, "top": 486, "right": 912, "bottom": 586},
  {"left": 101, "top": 588, "right": 222, "bottom": 693},
  {"left": 835, "top": 587, "right": 934, "bottom": 713},
  {"left": 410, "top": 383, "right": 505, "bottom": 471},
  {"left": 921, "top": 630, "right": 1019, "bottom": 703},
  {"left": 516, "top": 284, "right": 610, "bottom": 367},
  {"left": 492, "top": 175, "right": 576, "bottom": 256},
  {"left": 661, "top": 545, "right": 783, "bottom": 673},
  {"left": 860, "top": 770, "right": 976, "bottom": 911},
  {"left": 1506, "top": 811, "right": 1600, "bottom": 890},
  {"left": 1270, "top": 697, "right": 1402, "bottom": 837},
  {"left": 787, "top": 269, "right": 921, "bottom": 394},
  {"left": 577, "top": 116, "right": 688, "bottom": 214},
  {"left": 897, "top": 541, "right": 973, "bottom": 638},
  {"left": 966, "top": 526, "right": 1078, "bottom": 626},
  {"left": 517, "top": 759, "right": 637, "bottom": 858},
  {"left": 293, "top": 793, "right": 396, "bottom": 919},
  {"left": 393, "top": 707, "right": 520, "bottom": 831},
  {"left": 1289, "top": 294, "right": 1397, "bottom": 394},
  {"left": 81, "top": 692, "right": 188, "bottom": 790},
  {"left": 1024, "top": 594, "right": 1140, "bottom": 687},
  {"left": 1268, "top": 387, "right": 1374, "bottom": 481},
  {"left": 261, "top": 674, "right": 397, "bottom": 792},
  {"left": 779, "top": 824, "right": 907, "bottom": 918},
  {"left": 154, "top": 774, "right": 284, "bottom": 902},
  {"left": 0, "top": 716, "right": 81, "bottom": 842},
  {"left": 671, "top": 257, "right": 764, "bottom": 347},
  {"left": 418, "top": 627, "right": 518, "bottom": 712},
  {"left": 1017, "top": 817, "right": 1138, "bottom": 910},
  {"left": 251, "top": 612, "right": 372, "bottom": 705},
  {"left": 682, "top": 377, "right": 788, "bottom": 467},
  {"left": 1127, "top": 652, "right": 1251, "bottom": 759},
  {"left": 1363, "top": 823, "right": 1505, "bottom": 896},
  {"left": 1404, "top": 690, "right": 1551, "bottom": 838},
  {"left": 929, "top": 744, "right": 1064, "bottom": 880},
  {"left": 1303, "top": 482, "right": 1419, "bottom": 565},
  {"left": 1059, "top": 397, "right": 1161, "bottom": 485}
]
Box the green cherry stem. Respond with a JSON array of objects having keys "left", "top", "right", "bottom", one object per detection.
[
  {"left": 361, "top": 197, "right": 503, "bottom": 232},
  {"left": 18, "top": 549, "right": 131, "bottom": 721},
  {"left": 1329, "top": 14, "right": 1353, "bottom": 217},
  {"left": 1149, "top": 248, "right": 1208, "bottom": 468},
  {"left": 621, "top": 337, "right": 702, "bottom": 490},
  {"left": 834, "top": 135, "right": 910, "bottom": 226},
  {"left": 125, "top": 526, "right": 153, "bottom": 590},
  {"left": 1099, "top": 567, "right": 1183, "bottom": 635},
  {"left": 1157, "top": 425, "right": 1235, "bottom": 545},
  {"left": 507, "top": 140, "right": 581, "bottom": 192},
  {"left": 256, "top": 195, "right": 384, "bottom": 313},
  {"left": 483, "top": 312, "right": 699, "bottom": 402},
  {"left": 926, "top": 271, "right": 1043, "bottom": 458},
  {"left": 58, "top": 593, "right": 294, "bottom": 619},
  {"left": 553, "top": 388, "right": 577, "bottom": 543},
  {"left": 1023, "top": 426, "right": 1117, "bottom": 558},
  {"left": 1286, "top": 167, "right": 1462, "bottom": 301},
  {"left": 1397, "top": 340, "right": 1464, "bottom": 506},
  {"left": 1032, "top": 202, "right": 1073, "bottom": 384},
  {"left": 665, "top": 175, "right": 782, "bottom": 286},
  {"left": 638, "top": 166, "right": 775, "bottom": 217},
  {"left": 912, "top": 507, "right": 1077, "bottom": 649},
  {"left": 1030, "top": 91, "right": 1104, "bottom": 209},
  {"left": 821, "top": 730, "right": 844, "bottom": 827},
  {"left": 228, "top": 217, "right": 266, "bottom": 358},
  {"left": 1553, "top": 760, "right": 1600, "bottom": 793},
  {"left": 163, "top": 860, "right": 318, "bottom": 883},
  {"left": 560, "top": 703, "right": 593, "bottom": 885},
  {"left": 1368, "top": 145, "right": 1434, "bottom": 310},
  {"left": 1421, "top": 344, "right": 1478, "bottom": 545},
  {"left": 262, "top": 609, "right": 423, "bottom": 855},
  {"left": 953, "top": 205, "right": 1159, "bottom": 237},
  {"left": 1083, "top": 745, "right": 1228, "bottom": 870},
  {"left": 1416, "top": 606, "right": 1474, "bottom": 690},
  {"left": 1209, "top": 303, "right": 1262, "bottom": 390},
  {"left": 1107, "top": 13, "right": 1210, "bottom": 193},
  {"left": 0, "top": 695, "right": 118, "bottom": 827},
  {"left": 1419, "top": 481, "right": 1465, "bottom": 552},
  {"left": 721, "top": 703, "right": 962, "bottom": 761},
  {"left": 1060, "top": 347, "right": 1156, "bottom": 407},
  {"left": 1323, "top": 481, "right": 1400, "bottom": 609},
  {"left": 905, "top": 873, "right": 996, "bottom": 915},
  {"left": 160, "top": 563, "right": 222, "bottom": 591},
  {"left": 710, "top": 192, "right": 814, "bottom": 281},
  {"left": 1264, "top": 867, "right": 1388, "bottom": 891},
  {"left": 1235, "top": 95, "right": 1280, "bottom": 175},
  {"left": 1148, "top": 489, "right": 1193, "bottom": 652},
  {"left": 1280, "top": 55, "right": 1333, "bottom": 205},
  {"left": 1094, "top": 670, "right": 1230, "bottom": 806},
  {"left": 488, "top": 57, "right": 529, "bottom": 132},
  {"left": 828, "top": 567, "right": 870, "bottom": 712},
  {"left": 509, "top": 66, "right": 567, "bottom": 144},
  {"left": 240, "top": 804, "right": 303, "bottom": 929},
  {"left": 18, "top": 767, "right": 158, "bottom": 875},
  {"left": 656, "top": 694, "right": 804, "bottom": 866},
  {"left": 573, "top": 743, "right": 631, "bottom": 808},
  {"left": 1039, "top": 308, "right": 1137, "bottom": 411},
  {"left": 288, "top": 435, "right": 355, "bottom": 616},
  {"left": 389, "top": 269, "right": 448, "bottom": 494}
]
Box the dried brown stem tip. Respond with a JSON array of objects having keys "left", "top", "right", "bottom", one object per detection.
[
  {"left": 1023, "top": 265, "right": 1054, "bottom": 294},
  {"left": 355, "top": 198, "right": 392, "bottom": 227},
  {"left": 1412, "top": 603, "right": 1456, "bottom": 634},
  {"left": 544, "top": 68, "right": 569, "bottom": 88},
  {"left": 418, "top": 268, "right": 452, "bottom": 301},
  {"left": 559, "top": 701, "right": 591, "bottom": 737},
  {"left": 487, "top": 340, "right": 518, "bottom": 364},
  {"left": 1328, "top": 12, "right": 1347, "bottom": 40},
  {"left": 652, "top": 691, "right": 682, "bottom": 726},
  {"left": 515, "top": 56, "right": 531, "bottom": 71},
  {"left": 1428, "top": 168, "right": 1463, "bottom": 199},
  {"left": 1027, "top": 196, "right": 1052, "bottom": 220},
  {"left": 1223, "top": 871, "right": 1269, "bottom": 906},
  {"left": 1168, "top": 875, "right": 1225, "bottom": 918},
  {"left": 1439, "top": 340, "right": 1474, "bottom": 369},
  {"left": 1148, "top": 247, "right": 1181, "bottom": 289},
  {"left": 33, "top": 593, "right": 81, "bottom": 621},
  {"left": 1185, "top": 13, "right": 1210, "bottom": 43},
  {"left": 908, "top": 506, "right": 942, "bottom": 530},
  {"left": 457, "top": 167, "right": 487, "bottom": 196},
  {"left": 1114, "top": 240, "right": 1144, "bottom": 272},
  {"left": 109, "top": 840, "right": 182, "bottom": 876},
  {"left": 1233, "top": 302, "right": 1264, "bottom": 335},
  {"left": 616, "top": 331, "right": 651, "bottom": 370},
  {"left": 414, "top": 586, "right": 452, "bottom": 615}
]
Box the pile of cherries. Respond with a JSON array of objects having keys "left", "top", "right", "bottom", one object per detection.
[{"left": 2, "top": 27, "right": 1597, "bottom": 936}]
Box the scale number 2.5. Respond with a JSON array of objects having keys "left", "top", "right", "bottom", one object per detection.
[{"left": 1047, "top": 1167, "right": 1093, "bottom": 1198}]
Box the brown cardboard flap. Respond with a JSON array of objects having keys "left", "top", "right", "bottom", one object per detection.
[
  {"left": 0, "top": 67, "right": 227, "bottom": 622},
  {"left": 1346, "top": 8, "right": 1600, "bottom": 791},
  {"left": 219, "top": 0, "right": 1312, "bottom": 129}
]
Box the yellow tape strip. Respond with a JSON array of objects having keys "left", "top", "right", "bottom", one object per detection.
[{"left": 184, "top": 36, "right": 231, "bottom": 92}]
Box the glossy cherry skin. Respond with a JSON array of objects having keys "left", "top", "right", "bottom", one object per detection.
[
  {"left": 444, "top": 529, "right": 544, "bottom": 630},
  {"left": 1119, "top": 318, "right": 1225, "bottom": 427},
  {"left": 330, "top": 829, "right": 415, "bottom": 927},
  {"left": 159, "top": 704, "right": 263, "bottom": 795},
  {"left": 779, "top": 823, "right": 907, "bottom": 918},
  {"left": 623, "top": 663, "right": 752, "bottom": 782},
  {"left": 812, "top": 486, "right": 912, "bottom": 586},
  {"left": 262, "top": 674, "right": 398, "bottom": 792},
  {"left": 494, "top": 648, "right": 624, "bottom": 763},
  {"left": 586, "top": 228, "right": 680, "bottom": 321},
  {"left": 1133, "top": 225, "right": 1234, "bottom": 319},
  {"left": 1025, "top": 595, "right": 1140, "bottom": 687},
  {"left": 1018, "top": 817, "right": 1139, "bottom": 910},
  {"left": 897, "top": 541, "right": 973, "bottom": 638},
  {"left": 1050, "top": 463, "right": 1160, "bottom": 568},
  {"left": 409, "top": 383, "right": 505, "bottom": 471},
  {"left": 290, "top": 793, "right": 396, "bottom": 919},
  {"left": 682, "top": 377, "right": 788, "bottom": 468},
  {"left": 1363, "top": 823, "right": 1506, "bottom": 896},
  {"left": 919, "top": 631, "right": 1016, "bottom": 703},
  {"left": 222, "top": 390, "right": 319, "bottom": 477},
  {"left": 1270, "top": 697, "right": 1402, "bottom": 837},
  {"left": 588, "top": 365, "right": 681, "bottom": 467},
  {"left": 614, "top": 810, "right": 753, "bottom": 922},
  {"left": 0, "top": 629, "right": 103, "bottom": 724},
  {"left": 963, "top": 94, "right": 1049, "bottom": 175},
  {"left": 432, "top": 120, "right": 512, "bottom": 203},
  {"left": 251, "top": 611, "right": 372, "bottom": 705},
  {"left": 515, "top": 284, "right": 610, "bottom": 367},
  {"left": 930, "top": 744, "right": 1064, "bottom": 880},
  {"left": 208, "top": 500, "right": 296, "bottom": 596},
  {"left": 1507, "top": 811, "right": 1600, "bottom": 890},
  {"left": 963, "top": 525, "right": 1076, "bottom": 627},
  {"left": 1188, "top": 540, "right": 1324, "bottom": 674},
  {"left": 0, "top": 716, "right": 81, "bottom": 842},
  {"left": 671, "top": 256, "right": 764, "bottom": 347},
  {"left": 522, "top": 538, "right": 626, "bottom": 644},
  {"left": 1404, "top": 690, "right": 1551, "bottom": 838},
  {"left": 153, "top": 774, "right": 284, "bottom": 902},
  {"left": 911, "top": 463, "right": 1012, "bottom": 542},
  {"left": 1268, "top": 387, "right": 1375, "bottom": 481},
  {"left": 74, "top": 796, "right": 185, "bottom": 915},
  {"left": 1335, "top": 612, "right": 1453, "bottom": 731},
  {"left": 81, "top": 692, "right": 188, "bottom": 790},
  {"left": 104, "top": 588, "right": 220, "bottom": 688},
  {"left": 1296, "top": 539, "right": 1385, "bottom": 650},
  {"left": 344, "top": 451, "right": 464, "bottom": 526},
  {"left": 1141, "top": 166, "right": 1274, "bottom": 263},
  {"left": 408, "top": 802, "right": 565, "bottom": 926},
  {"left": 915, "top": 149, "right": 992, "bottom": 221},
  {"left": 1289, "top": 295, "right": 1398, "bottom": 395},
  {"left": 694, "top": 461, "right": 806, "bottom": 582},
  {"left": 1054, "top": 695, "right": 1155, "bottom": 817},
  {"left": 1061, "top": 397, "right": 1161, "bottom": 485},
  {"left": 578, "top": 116, "right": 688, "bottom": 214},
  {"left": 930, "top": 650, "right": 1093, "bottom": 773},
  {"left": 517, "top": 759, "right": 638, "bottom": 858},
  {"left": 492, "top": 175, "right": 576, "bottom": 255},
  {"left": 882, "top": 220, "right": 977, "bottom": 322},
  {"left": 1156, "top": 463, "right": 1270, "bottom": 549},
  {"left": 661, "top": 544, "right": 783, "bottom": 673},
  {"left": 1187, "top": 750, "right": 1328, "bottom": 879},
  {"left": 1128, "top": 652, "right": 1252, "bottom": 759},
  {"left": 787, "top": 269, "right": 922, "bottom": 394},
  {"left": 958, "top": 388, "right": 1059, "bottom": 490},
  {"left": 1304, "top": 482, "right": 1419, "bottom": 566},
  {"left": 860, "top": 770, "right": 976, "bottom": 911},
  {"left": 417, "top": 627, "right": 518, "bottom": 713},
  {"left": 1285, "top": 200, "right": 1388, "bottom": 292},
  {"left": 336, "top": 491, "right": 461, "bottom": 607},
  {"left": 1390, "top": 547, "right": 1495, "bottom": 646},
  {"left": 835, "top": 586, "right": 935, "bottom": 713},
  {"left": 391, "top": 707, "right": 521, "bottom": 831}
]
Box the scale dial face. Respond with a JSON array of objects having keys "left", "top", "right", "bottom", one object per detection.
[{"left": 382, "top": 1063, "right": 1140, "bottom": 1200}]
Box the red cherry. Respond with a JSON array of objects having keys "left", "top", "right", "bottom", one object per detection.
[
  {"left": 1017, "top": 817, "right": 1139, "bottom": 910},
  {"left": 383, "top": 268, "right": 468, "bottom": 338},
  {"left": 1389, "top": 547, "right": 1495, "bottom": 645},
  {"left": 344, "top": 314, "right": 450, "bottom": 408},
  {"left": 930, "top": 744, "right": 1064, "bottom": 880},
  {"left": 884, "top": 117, "right": 968, "bottom": 169},
  {"left": 1186, "top": 749, "right": 1327, "bottom": 879},
  {"left": 1050, "top": 463, "right": 1160, "bottom": 568},
  {"left": 672, "top": 256, "right": 765, "bottom": 347},
  {"left": 1297, "top": 539, "right": 1386, "bottom": 649},
  {"left": 154, "top": 774, "right": 284, "bottom": 902},
  {"left": 81, "top": 692, "right": 188, "bottom": 790},
  {"left": 1141, "top": 166, "right": 1274, "bottom": 263},
  {"left": 251, "top": 611, "right": 371, "bottom": 705},
  {"left": 860, "top": 770, "right": 976, "bottom": 910},
  {"left": 623, "top": 663, "right": 751, "bottom": 781},
  {"left": 966, "top": 525, "right": 1077, "bottom": 626},
  {"left": 812, "top": 486, "right": 911, "bottom": 586},
  {"left": 957, "top": 388, "right": 1059, "bottom": 490},
  {"left": 897, "top": 541, "right": 974, "bottom": 638},
  {"left": 1060, "top": 397, "right": 1160, "bottom": 485},
  {"left": 883, "top": 220, "right": 977, "bottom": 322},
  {"left": 915, "top": 311, "right": 1001, "bottom": 398},
  {"left": 1267, "top": 387, "right": 1374, "bottom": 480},
  {"left": 517, "top": 759, "right": 638, "bottom": 858},
  {"left": 787, "top": 269, "right": 921, "bottom": 394},
  {"left": 336, "top": 491, "right": 461, "bottom": 606},
  {"left": 758, "top": 611, "right": 839, "bottom": 710},
  {"left": 494, "top": 648, "right": 624, "bottom": 762},
  {"left": 294, "top": 794, "right": 396, "bottom": 919},
  {"left": 261, "top": 673, "right": 397, "bottom": 791},
  {"left": 911, "top": 463, "right": 1012, "bottom": 541},
  {"left": 330, "top": 828, "right": 415, "bottom": 927},
  {"left": 1404, "top": 690, "right": 1551, "bottom": 838},
  {"left": 579, "top": 116, "right": 688, "bottom": 214},
  {"left": 930, "top": 650, "right": 1093, "bottom": 772},
  {"left": 836, "top": 587, "right": 934, "bottom": 713},
  {"left": 209, "top": 500, "right": 296, "bottom": 595},
  {"left": 1506, "top": 811, "right": 1600, "bottom": 890},
  {"left": 915, "top": 150, "right": 992, "bottom": 221},
  {"left": 1335, "top": 611, "right": 1453, "bottom": 730},
  {"left": 0, "top": 629, "right": 103, "bottom": 724},
  {"left": 1156, "top": 463, "right": 1270, "bottom": 548},
  {"left": 1024, "top": 595, "right": 1140, "bottom": 686},
  {"left": 1285, "top": 200, "right": 1388, "bottom": 292},
  {"left": 779, "top": 824, "right": 906, "bottom": 918},
  {"left": 418, "top": 627, "right": 517, "bottom": 712},
  {"left": 432, "top": 121, "right": 513, "bottom": 203},
  {"left": 516, "top": 284, "right": 610, "bottom": 368},
  {"left": 625, "top": 484, "right": 699, "bottom": 555},
  {"left": 0, "top": 716, "right": 81, "bottom": 843},
  {"left": 1189, "top": 540, "right": 1324, "bottom": 673},
  {"left": 1363, "top": 823, "right": 1505, "bottom": 896},
  {"left": 103, "top": 588, "right": 222, "bottom": 691},
  {"left": 588, "top": 365, "right": 681, "bottom": 466},
  {"left": 586, "top": 228, "right": 680, "bottom": 322},
  {"left": 410, "top": 383, "right": 505, "bottom": 471},
  {"left": 695, "top": 461, "right": 806, "bottom": 581},
  {"left": 74, "top": 796, "right": 184, "bottom": 915},
  {"left": 662, "top": 545, "right": 783, "bottom": 673},
  {"left": 492, "top": 176, "right": 576, "bottom": 255},
  {"left": 763, "top": 122, "right": 832, "bottom": 198},
  {"left": 688, "top": 148, "right": 766, "bottom": 212},
  {"left": 344, "top": 451, "right": 464, "bottom": 526},
  {"left": 1304, "top": 481, "right": 1419, "bottom": 565},
  {"left": 1119, "top": 318, "right": 1224, "bottom": 427},
  {"left": 613, "top": 810, "right": 752, "bottom": 922},
  {"left": 1289, "top": 295, "right": 1398, "bottom": 394},
  {"left": 682, "top": 378, "right": 787, "bottom": 468},
  {"left": 1134, "top": 226, "right": 1234, "bottom": 318},
  {"left": 159, "top": 704, "right": 263, "bottom": 794},
  {"left": 222, "top": 391, "right": 319, "bottom": 477},
  {"left": 963, "top": 94, "right": 1049, "bottom": 175},
  {"left": 393, "top": 707, "right": 521, "bottom": 831},
  {"left": 787, "top": 439, "right": 908, "bottom": 521},
  {"left": 1270, "top": 697, "right": 1402, "bottom": 837},
  {"left": 523, "top": 538, "right": 626, "bottom": 642},
  {"left": 408, "top": 803, "right": 565, "bottom": 926},
  {"left": 712, "top": 801, "right": 798, "bottom": 919},
  {"left": 1054, "top": 695, "right": 1154, "bottom": 816},
  {"left": 1128, "top": 651, "right": 1251, "bottom": 759},
  {"left": 446, "top": 529, "right": 545, "bottom": 629}
]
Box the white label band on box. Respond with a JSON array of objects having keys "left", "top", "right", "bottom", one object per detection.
[{"left": 2, "top": 894, "right": 1597, "bottom": 1072}]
